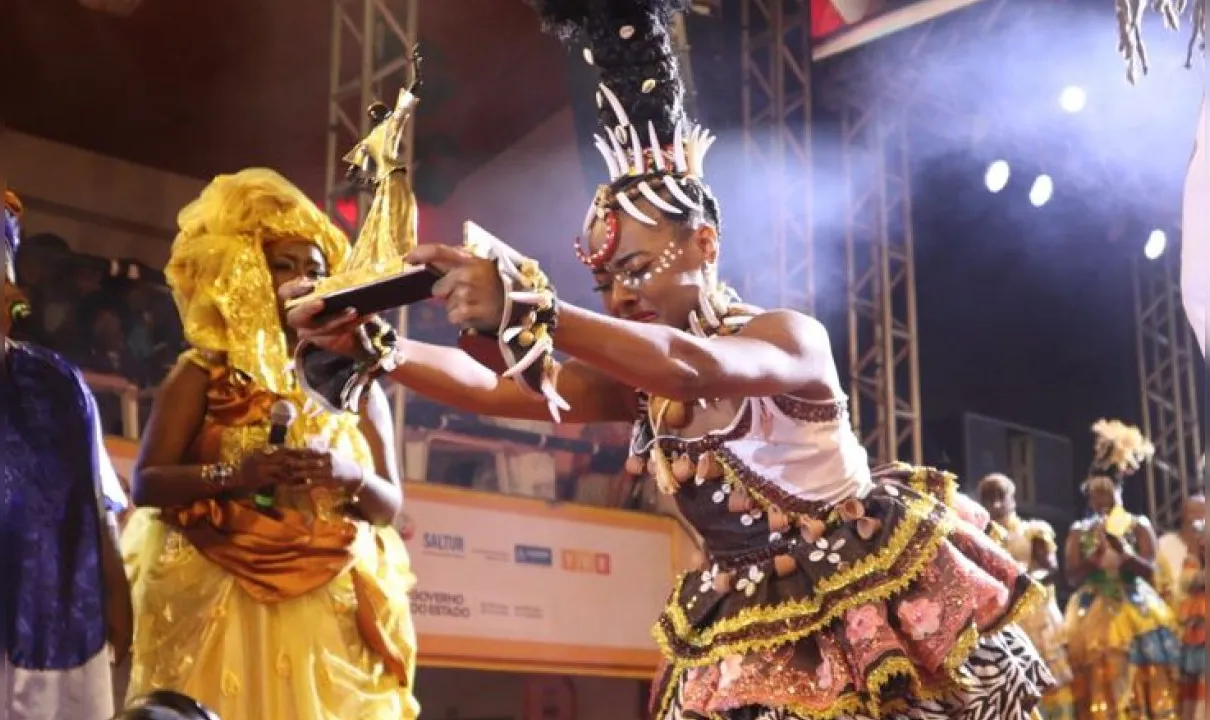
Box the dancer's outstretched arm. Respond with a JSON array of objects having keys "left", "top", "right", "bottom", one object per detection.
[
  {"left": 410, "top": 245, "right": 838, "bottom": 403},
  {"left": 283, "top": 282, "right": 635, "bottom": 424}
]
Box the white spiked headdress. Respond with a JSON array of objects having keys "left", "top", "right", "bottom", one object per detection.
[{"left": 585, "top": 80, "right": 717, "bottom": 233}]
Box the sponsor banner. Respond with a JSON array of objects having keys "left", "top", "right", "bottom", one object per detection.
[{"left": 404, "top": 482, "right": 679, "bottom": 676}]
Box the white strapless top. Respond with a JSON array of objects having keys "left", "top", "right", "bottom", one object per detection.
[
  {"left": 725, "top": 395, "right": 872, "bottom": 504},
  {"left": 638, "top": 393, "right": 872, "bottom": 504}
]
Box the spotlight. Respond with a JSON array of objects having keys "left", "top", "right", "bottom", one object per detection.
[
  {"left": 1059, "top": 86, "right": 1087, "bottom": 114},
  {"left": 1144, "top": 229, "right": 1167, "bottom": 260},
  {"left": 1029, "top": 175, "right": 1054, "bottom": 207},
  {"left": 984, "top": 160, "right": 1011, "bottom": 193}
]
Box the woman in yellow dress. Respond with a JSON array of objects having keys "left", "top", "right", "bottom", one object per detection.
[
  {"left": 1064, "top": 419, "right": 1180, "bottom": 720},
  {"left": 1157, "top": 492, "right": 1206, "bottom": 720},
  {"left": 979, "top": 473, "right": 1075, "bottom": 719},
  {"left": 121, "top": 168, "right": 419, "bottom": 719}
]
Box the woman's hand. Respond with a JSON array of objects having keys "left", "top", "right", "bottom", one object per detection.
[
  {"left": 234, "top": 448, "right": 310, "bottom": 490},
  {"left": 107, "top": 581, "right": 133, "bottom": 666},
  {"left": 406, "top": 245, "right": 504, "bottom": 332},
  {"left": 287, "top": 448, "right": 365, "bottom": 493},
  {"left": 102, "top": 513, "right": 133, "bottom": 666},
  {"left": 279, "top": 278, "right": 371, "bottom": 358}
]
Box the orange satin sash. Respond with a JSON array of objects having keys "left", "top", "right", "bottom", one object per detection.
[
  {"left": 166, "top": 499, "right": 357, "bottom": 604},
  {"left": 161, "top": 357, "right": 358, "bottom": 603}
]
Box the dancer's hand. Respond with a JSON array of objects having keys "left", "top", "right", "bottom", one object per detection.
[
  {"left": 1088, "top": 531, "right": 1109, "bottom": 562},
  {"left": 1103, "top": 532, "right": 1124, "bottom": 553},
  {"left": 407, "top": 245, "right": 504, "bottom": 332},
  {"left": 279, "top": 278, "right": 370, "bottom": 357}
]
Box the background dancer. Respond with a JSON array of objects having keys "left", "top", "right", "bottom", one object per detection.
[
  {"left": 1157, "top": 494, "right": 1206, "bottom": 720},
  {"left": 979, "top": 473, "right": 1074, "bottom": 720},
  {"left": 283, "top": 2, "right": 1055, "bottom": 717},
  {"left": 2, "top": 189, "right": 131, "bottom": 720},
  {"left": 1064, "top": 420, "right": 1180, "bottom": 719}
]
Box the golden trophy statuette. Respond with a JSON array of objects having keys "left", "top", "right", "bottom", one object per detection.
[{"left": 289, "top": 49, "right": 440, "bottom": 321}]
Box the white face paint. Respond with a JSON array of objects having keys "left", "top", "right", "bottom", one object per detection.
[{"left": 614, "top": 239, "right": 685, "bottom": 290}]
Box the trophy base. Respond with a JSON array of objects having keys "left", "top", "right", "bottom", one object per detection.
[{"left": 313, "top": 266, "right": 441, "bottom": 322}]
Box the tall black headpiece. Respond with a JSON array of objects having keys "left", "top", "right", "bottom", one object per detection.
[{"left": 528, "top": 0, "right": 717, "bottom": 271}]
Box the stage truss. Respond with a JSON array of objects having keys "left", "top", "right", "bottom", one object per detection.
[
  {"left": 325, "top": 0, "right": 419, "bottom": 466},
  {"left": 739, "top": 0, "right": 817, "bottom": 315},
  {"left": 324, "top": 0, "right": 419, "bottom": 229},
  {"left": 840, "top": 97, "right": 923, "bottom": 466},
  {"left": 1134, "top": 246, "right": 1203, "bottom": 528}
]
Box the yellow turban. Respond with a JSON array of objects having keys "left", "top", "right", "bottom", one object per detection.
[{"left": 166, "top": 168, "right": 350, "bottom": 395}]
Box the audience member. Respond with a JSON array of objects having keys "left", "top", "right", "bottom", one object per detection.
[{"left": 14, "top": 242, "right": 184, "bottom": 388}]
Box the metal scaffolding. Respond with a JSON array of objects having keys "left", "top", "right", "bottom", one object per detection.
[
  {"left": 840, "top": 99, "right": 923, "bottom": 465},
  {"left": 325, "top": 0, "right": 420, "bottom": 229},
  {"left": 325, "top": 0, "right": 419, "bottom": 469},
  {"left": 739, "top": 0, "right": 816, "bottom": 314},
  {"left": 1133, "top": 244, "right": 1203, "bottom": 529}
]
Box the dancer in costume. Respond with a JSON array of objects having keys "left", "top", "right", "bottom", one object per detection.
[
  {"left": 979, "top": 473, "right": 1075, "bottom": 720},
  {"left": 122, "top": 169, "right": 418, "bottom": 720},
  {"left": 2, "top": 189, "right": 132, "bottom": 719},
  {"left": 1157, "top": 493, "right": 1206, "bottom": 720},
  {"left": 284, "top": 3, "right": 1054, "bottom": 718},
  {"left": 1064, "top": 419, "right": 1180, "bottom": 719}
]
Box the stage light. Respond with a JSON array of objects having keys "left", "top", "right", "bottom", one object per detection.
[
  {"left": 1029, "top": 175, "right": 1054, "bottom": 207},
  {"left": 984, "top": 160, "right": 1011, "bottom": 193},
  {"left": 1144, "top": 229, "right": 1167, "bottom": 260},
  {"left": 1059, "top": 86, "right": 1087, "bottom": 114}
]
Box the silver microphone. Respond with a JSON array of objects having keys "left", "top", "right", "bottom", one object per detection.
[{"left": 254, "top": 400, "right": 298, "bottom": 508}]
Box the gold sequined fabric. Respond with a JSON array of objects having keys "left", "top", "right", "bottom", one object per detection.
[{"left": 166, "top": 168, "right": 350, "bottom": 395}]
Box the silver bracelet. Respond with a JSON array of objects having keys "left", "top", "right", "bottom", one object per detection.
[{"left": 201, "top": 462, "right": 236, "bottom": 490}]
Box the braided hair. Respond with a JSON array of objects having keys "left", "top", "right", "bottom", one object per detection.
[{"left": 527, "top": 0, "right": 721, "bottom": 269}]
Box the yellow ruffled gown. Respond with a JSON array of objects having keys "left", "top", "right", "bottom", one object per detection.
[{"left": 122, "top": 351, "right": 419, "bottom": 720}]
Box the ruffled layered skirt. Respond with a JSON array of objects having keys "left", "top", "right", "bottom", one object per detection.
[
  {"left": 652, "top": 465, "right": 1053, "bottom": 720},
  {"left": 1064, "top": 578, "right": 1181, "bottom": 719}
]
